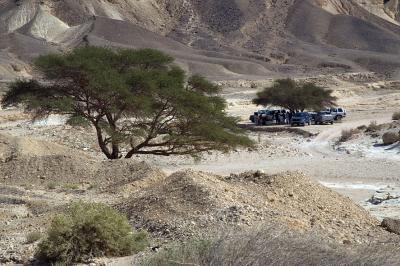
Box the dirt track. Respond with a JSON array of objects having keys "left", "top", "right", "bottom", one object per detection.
[{"left": 138, "top": 79, "right": 400, "bottom": 218}]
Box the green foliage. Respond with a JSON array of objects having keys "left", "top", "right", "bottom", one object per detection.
[
  {"left": 26, "top": 231, "right": 42, "bottom": 244},
  {"left": 35, "top": 201, "right": 148, "bottom": 264},
  {"left": 66, "top": 115, "right": 91, "bottom": 128},
  {"left": 253, "top": 78, "right": 336, "bottom": 112},
  {"left": 2, "top": 47, "right": 252, "bottom": 159}
]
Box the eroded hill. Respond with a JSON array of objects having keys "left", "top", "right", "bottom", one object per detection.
[{"left": 0, "top": 0, "right": 400, "bottom": 81}]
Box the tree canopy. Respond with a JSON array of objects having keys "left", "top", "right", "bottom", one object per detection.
[
  {"left": 253, "top": 78, "right": 337, "bottom": 112},
  {"left": 2, "top": 46, "right": 252, "bottom": 159}
]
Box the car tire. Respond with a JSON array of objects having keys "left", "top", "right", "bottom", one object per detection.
[{"left": 330, "top": 121, "right": 334, "bottom": 125}]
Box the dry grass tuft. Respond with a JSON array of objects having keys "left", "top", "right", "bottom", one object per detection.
[
  {"left": 339, "top": 128, "right": 361, "bottom": 142},
  {"left": 143, "top": 227, "right": 400, "bottom": 266},
  {"left": 366, "top": 121, "right": 382, "bottom": 132}
]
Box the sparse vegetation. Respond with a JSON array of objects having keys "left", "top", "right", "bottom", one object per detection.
[
  {"left": 253, "top": 78, "right": 336, "bottom": 112},
  {"left": 2, "top": 47, "right": 252, "bottom": 160},
  {"left": 25, "top": 232, "right": 42, "bottom": 244},
  {"left": 35, "top": 201, "right": 148, "bottom": 264},
  {"left": 143, "top": 229, "right": 400, "bottom": 266},
  {"left": 339, "top": 128, "right": 361, "bottom": 143},
  {"left": 26, "top": 200, "right": 51, "bottom": 216},
  {"left": 392, "top": 112, "right": 400, "bottom": 120},
  {"left": 357, "top": 125, "right": 367, "bottom": 131},
  {"left": 62, "top": 183, "right": 80, "bottom": 190},
  {"left": 382, "top": 132, "right": 399, "bottom": 145},
  {"left": 87, "top": 183, "right": 99, "bottom": 190},
  {"left": 366, "top": 121, "right": 382, "bottom": 132},
  {"left": 46, "top": 182, "right": 57, "bottom": 190}
]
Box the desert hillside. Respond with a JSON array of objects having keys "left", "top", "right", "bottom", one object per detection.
[
  {"left": 1, "top": 1, "right": 400, "bottom": 265},
  {"left": 1, "top": 0, "right": 400, "bottom": 81}
]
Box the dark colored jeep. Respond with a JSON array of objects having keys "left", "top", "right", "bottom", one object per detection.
[{"left": 291, "top": 112, "right": 311, "bottom": 126}]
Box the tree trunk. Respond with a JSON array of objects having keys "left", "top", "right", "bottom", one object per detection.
[
  {"left": 94, "top": 124, "right": 115, "bottom": 159},
  {"left": 111, "top": 144, "right": 120, "bottom": 159},
  {"left": 105, "top": 113, "right": 121, "bottom": 159}
]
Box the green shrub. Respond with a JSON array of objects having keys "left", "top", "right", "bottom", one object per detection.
[
  {"left": 339, "top": 129, "right": 360, "bottom": 142},
  {"left": 35, "top": 201, "right": 148, "bottom": 264},
  {"left": 26, "top": 231, "right": 42, "bottom": 244},
  {"left": 392, "top": 112, "right": 400, "bottom": 121}
]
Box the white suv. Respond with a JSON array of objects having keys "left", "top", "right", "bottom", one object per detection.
[{"left": 326, "top": 107, "right": 347, "bottom": 120}]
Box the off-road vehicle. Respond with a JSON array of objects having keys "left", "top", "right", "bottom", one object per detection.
[{"left": 291, "top": 112, "right": 311, "bottom": 127}]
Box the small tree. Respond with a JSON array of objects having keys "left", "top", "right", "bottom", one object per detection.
[
  {"left": 253, "top": 78, "right": 336, "bottom": 112},
  {"left": 2, "top": 47, "right": 252, "bottom": 159}
]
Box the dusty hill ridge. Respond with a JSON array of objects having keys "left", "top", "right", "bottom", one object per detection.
[{"left": 119, "top": 169, "right": 383, "bottom": 244}]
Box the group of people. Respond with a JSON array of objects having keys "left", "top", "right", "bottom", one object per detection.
[{"left": 256, "top": 109, "right": 295, "bottom": 125}]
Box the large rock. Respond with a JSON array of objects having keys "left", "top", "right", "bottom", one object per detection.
[
  {"left": 382, "top": 132, "right": 399, "bottom": 145},
  {"left": 381, "top": 218, "right": 400, "bottom": 234},
  {"left": 368, "top": 191, "right": 400, "bottom": 205}
]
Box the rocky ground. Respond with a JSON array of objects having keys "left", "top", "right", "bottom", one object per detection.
[{"left": 0, "top": 73, "right": 400, "bottom": 264}]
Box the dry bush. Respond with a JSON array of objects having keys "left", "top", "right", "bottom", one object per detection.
[
  {"left": 339, "top": 128, "right": 360, "bottom": 142},
  {"left": 46, "top": 182, "right": 57, "bottom": 190},
  {"left": 366, "top": 121, "right": 382, "bottom": 132},
  {"left": 26, "top": 200, "right": 51, "bottom": 216},
  {"left": 35, "top": 201, "right": 148, "bottom": 264},
  {"left": 357, "top": 125, "right": 367, "bottom": 131},
  {"left": 382, "top": 132, "right": 399, "bottom": 145},
  {"left": 62, "top": 183, "right": 80, "bottom": 190},
  {"left": 143, "top": 228, "right": 400, "bottom": 266},
  {"left": 392, "top": 112, "right": 400, "bottom": 121},
  {"left": 25, "top": 231, "right": 42, "bottom": 244}
]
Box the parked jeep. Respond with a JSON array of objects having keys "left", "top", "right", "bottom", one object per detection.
[
  {"left": 291, "top": 112, "right": 311, "bottom": 126},
  {"left": 314, "top": 111, "right": 334, "bottom": 125},
  {"left": 326, "top": 107, "right": 347, "bottom": 120},
  {"left": 249, "top": 112, "right": 258, "bottom": 123}
]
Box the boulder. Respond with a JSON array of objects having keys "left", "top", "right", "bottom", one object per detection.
[
  {"left": 381, "top": 218, "right": 400, "bottom": 234},
  {"left": 382, "top": 132, "right": 399, "bottom": 145},
  {"left": 368, "top": 191, "right": 400, "bottom": 205}
]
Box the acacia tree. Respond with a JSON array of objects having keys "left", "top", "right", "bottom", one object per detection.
[
  {"left": 2, "top": 47, "right": 252, "bottom": 159},
  {"left": 253, "top": 78, "right": 336, "bottom": 112}
]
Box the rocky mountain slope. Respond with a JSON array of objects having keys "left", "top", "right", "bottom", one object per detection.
[{"left": 0, "top": 0, "right": 400, "bottom": 81}]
